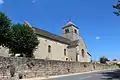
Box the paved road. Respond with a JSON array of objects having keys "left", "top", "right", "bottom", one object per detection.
[{"left": 50, "top": 69, "right": 120, "bottom": 80}]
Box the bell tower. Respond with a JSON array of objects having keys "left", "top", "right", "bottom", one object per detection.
[{"left": 62, "top": 21, "right": 79, "bottom": 41}]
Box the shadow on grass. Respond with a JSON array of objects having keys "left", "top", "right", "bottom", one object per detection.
[{"left": 100, "top": 69, "right": 120, "bottom": 80}]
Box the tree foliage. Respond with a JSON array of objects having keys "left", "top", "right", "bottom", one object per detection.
[
  {"left": 0, "top": 12, "right": 11, "bottom": 46},
  {"left": 7, "top": 24, "right": 39, "bottom": 57},
  {"left": 100, "top": 56, "right": 109, "bottom": 64},
  {"left": 113, "top": 0, "right": 120, "bottom": 16},
  {"left": 0, "top": 12, "right": 39, "bottom": 58},
  {"left": 113, "top": 59, "right": 117, "bottom": 61}
]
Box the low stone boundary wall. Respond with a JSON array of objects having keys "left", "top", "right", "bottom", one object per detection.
[{"left": 0, "top": 56, "right": 118, "bottom": 80}]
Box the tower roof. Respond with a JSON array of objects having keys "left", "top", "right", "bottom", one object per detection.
[{"left": 62, "top": 21, "right": 79, "bottom": 29}]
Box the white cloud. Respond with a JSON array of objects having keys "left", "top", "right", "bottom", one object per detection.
[
  {"left": 32, "top": 0, "right": 36, "bottom": 4},
  {"left": 0, "top": 0, "right": 4, "bottom": 4},
  {"left": 96, "top": 36, "right": 101, "bottom": 40}
]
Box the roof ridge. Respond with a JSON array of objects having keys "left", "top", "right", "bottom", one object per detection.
[
  {"left": 62, "top": 21, "right": 79, "bottom": 29},
  {"left": 33, "top": 27, "right": 71, "bottom": 44},
  {"left": 33, "top": 27, "right": 70, "bottom": 40}
]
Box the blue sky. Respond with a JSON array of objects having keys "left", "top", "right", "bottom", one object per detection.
[{"left": 0, "top": 0, "right": 120, "bottom": 61}]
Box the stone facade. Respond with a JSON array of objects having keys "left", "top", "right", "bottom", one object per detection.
[
  {"left": 62, "top": 23, "right": 80, "bottom": 41},
  {"left": 34, "top": 36, "right": 68, "bottom": 61},
  {"left": 0, "top": 56, "right": 118, "bottom": 80},
  {"left": 62, "top": 22, "right": 91, "bottom": 62},
  {"left": 33, "top": 21, "right": 91, "bottom": 62}
]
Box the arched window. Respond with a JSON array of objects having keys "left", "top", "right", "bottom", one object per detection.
[
  {"left": 48, "top": 45, "right": 51, "bottom": 53},
  {"left": 64, "top": 49, "right": 66, "bottom": 56},
  {"left": 65, "top": 29, "right": 69, "bottom": 33},
  {"left": 81, "top": 49, "right": 85, "bottom": 57},
  {"left": 74, "top": 29, "right": 77, "bottom": 34}
]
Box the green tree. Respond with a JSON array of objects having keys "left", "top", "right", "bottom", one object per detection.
[
  {"left": 113, "top": 59, "right": 117, "bottom": 61},
  {"left": 7, "top": 24, "right": 39, "bottom": 58},
  {"left": 113, "top": 0, "right": 120, "bottom": 16},
  {"left": 100, "top": 56, "right": 109, "bottom": 64},
  {"left": 0, "top": 12, "right": 11, "bottom": 46}
]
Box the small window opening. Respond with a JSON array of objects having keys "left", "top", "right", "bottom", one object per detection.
[
  {"left": 74, "top": 29, "right": 77, "bottom": 34},
  {"left": 64, "top": 49, "right": 66, "bottom": 56},
  {"left": 48, "top": 45, "right": 51, "bottom": 53},
  {"left": 65, "top": 29, "right": 69, "bottom": 33}
]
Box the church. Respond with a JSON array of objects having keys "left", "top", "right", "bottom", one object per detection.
[{"left": 0, "top": 21, "right": 92, "bottom": 62}]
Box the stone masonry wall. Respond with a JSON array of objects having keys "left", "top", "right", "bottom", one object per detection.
[{"left": 0, "top": 56, "right": 118, "bottom": 80}]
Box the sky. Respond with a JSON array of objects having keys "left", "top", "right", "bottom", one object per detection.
[{"left": 0, "top": 0, "right": 120, "bottom": 61}]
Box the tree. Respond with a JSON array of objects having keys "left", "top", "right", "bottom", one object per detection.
[
  {"left": 113, "top": 0, "right": 120, "bottom": 16},
  {"left": 113, "top": 59, "right": 117, "bottom": 61},
  {"left": 7, "top": 24, "right": 39, "bottom": 58},
  {"left": 0, "top": 12, "right": 11, "bottom": 46},
  {"left": 100, "top": 56, "right": 109, "bottom": 64},
  {"left": 0, "top": 12, "right": 39, "bottom": 58}
]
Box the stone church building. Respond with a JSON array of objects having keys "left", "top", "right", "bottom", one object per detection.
[{"left": 0, "top": 21, "right": 92, "bottom": 62}]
